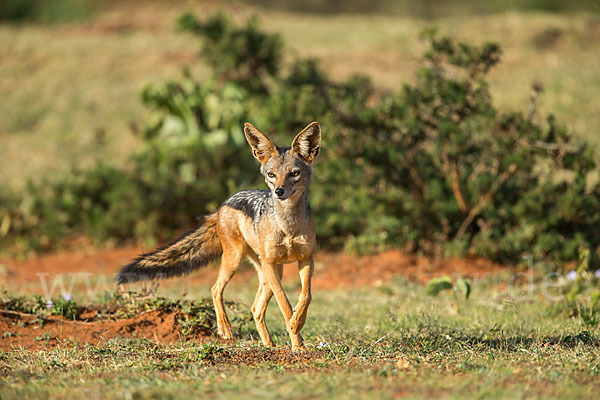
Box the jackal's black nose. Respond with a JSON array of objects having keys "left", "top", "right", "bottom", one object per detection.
[{"left": 274, "top": 188, "right": 285, "bottom": 197}]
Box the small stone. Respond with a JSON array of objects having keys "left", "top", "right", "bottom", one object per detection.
[{"left": 396, "top": 358, "right": 411, "bottom": 370}]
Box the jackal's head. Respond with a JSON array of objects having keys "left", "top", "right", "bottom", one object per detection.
[{"left": 244, "top": 122, "right": 321, "bottom": 201}]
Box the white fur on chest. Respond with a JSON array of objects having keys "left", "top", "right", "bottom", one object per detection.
[{"left": 265, "top": 232, "right": 313, "bottom": 264}]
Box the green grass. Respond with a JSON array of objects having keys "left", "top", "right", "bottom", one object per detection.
[
  {"left": 1, "top": 2, "right": 600, "bottom": 191},
  {"left": 2, "top": 274, "right": 599, "bottom": 399}
]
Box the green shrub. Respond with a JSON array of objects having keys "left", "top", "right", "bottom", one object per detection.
[
  {"left": 5, "top": 164, "right": 152, "bottom": 250},
  {"left": 322, "top": 31, "right": 600, "bottom": 263},
  {"left": 0, "top": 291, "right": 47, "bottom": 315},
  {"left": 0, "top": 0, "right": 94, "bottom": 23},
  {"left": 0, "top": 0, "right": 34, "bottom": 21},
  {"left": 177, "top": 12, "right": 283, "bottom": 93},
  {"left": 2, "top": 12, "right": 600, "bottom": 267},
  {"left": 51, "top": 296, "right": 79, "bottom": 320}
]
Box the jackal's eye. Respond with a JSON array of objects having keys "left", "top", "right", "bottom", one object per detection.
[
  {"left": 290, "top": 170, "right": 300, "bottom": 177},
  {"left": 267, "top": 172, "right": 276, "bottom": 178}
]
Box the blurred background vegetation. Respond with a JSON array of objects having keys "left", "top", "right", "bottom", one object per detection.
[
  {"left": 2, "top": 0, "right": 599, "bottom": 22},
  {"left": 1, "top": 0, "right": 599, "bottom": 268}
]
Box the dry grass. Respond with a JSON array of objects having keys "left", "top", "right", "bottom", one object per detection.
[
  {"left": 1, "top": 274, "right": 600, "bottom": 399},
  {"left": 1, "top": 1, "right": 599, "bottom": 190}
]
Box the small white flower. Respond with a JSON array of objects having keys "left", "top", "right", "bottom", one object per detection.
[
  {"left": 316, "top": 341, "right": 330, "bottom": 349},
  {"left": 595, "top": 270, "right": 600, "bottom": 279},
  {"left": 62, "top": 293, "right": 72, "bottom": 301},
  {"left": 46, "top": 299, "right": 54, "bottom": 309},
  {"left": 566, "top": 270, "right": 578, "bottom": 281}
]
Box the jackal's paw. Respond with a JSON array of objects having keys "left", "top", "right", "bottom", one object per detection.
[
  {"left": 290, "top": 333, "right": 305, "bottom": 352},
  {"left": 291, "top": 343, "right": 306, "bottom": 352},
  {"left": 217, "top": 329, "right": 234, "bottom": 340}
]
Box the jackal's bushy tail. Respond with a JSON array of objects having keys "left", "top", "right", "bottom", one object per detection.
[{"left": 116, "top": 213, "right": 222, "bottom": 284}]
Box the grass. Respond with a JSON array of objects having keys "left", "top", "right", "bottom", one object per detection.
[
  {"left": 1, "top": 273, "right": 600, "bottom": 399},
  {"left": 1, "top": 2, "right": 600, "bottom": 191}
]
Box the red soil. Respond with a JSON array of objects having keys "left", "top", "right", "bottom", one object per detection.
[
  {"left": 0, "top": 246, "right": 507, "bottom": 351},
  {"left": 0, "top": 309, "right": 195, "bottom": 351},
  {"left": 0, "top": 246, "right": 504, "bottom": 288}
]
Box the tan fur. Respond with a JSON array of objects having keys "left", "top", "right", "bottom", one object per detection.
[
  {"left": 118, "top": 122, "right": 321, "bottom": 351},
  {"left": 137, "top": 213, "right": 220, "bottom": 269},
  {"left": 212, "top": 122, "right": 321, "bottom": 351},
  {"left": 116, "top": 213, "right": 222, "bottom": 283}
]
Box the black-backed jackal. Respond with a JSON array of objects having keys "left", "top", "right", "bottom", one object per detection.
[{"left": 116, "top": 122, "right": 321, "bottom": 351}]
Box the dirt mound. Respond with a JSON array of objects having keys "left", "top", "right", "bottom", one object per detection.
[{"left": 0, "top": 308, "right": 208, "bottom": 351}]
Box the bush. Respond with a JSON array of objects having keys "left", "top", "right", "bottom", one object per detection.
[
  {"left": 0, "top": 0, "right": 94, "bottom": 24},
  {"left": 177, "top": 12, "right": 282, "bottom": 93},
  {"left": 2, "top": 13, "right": 600, "bottom": 267}
]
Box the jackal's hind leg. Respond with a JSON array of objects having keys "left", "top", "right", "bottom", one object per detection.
[{"left": 211, "top": 243, "right": 245, "bottom": 340}]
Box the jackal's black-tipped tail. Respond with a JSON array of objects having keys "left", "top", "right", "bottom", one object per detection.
[{"left": 116, "top": 213, "right": 222, "bottom": 284}]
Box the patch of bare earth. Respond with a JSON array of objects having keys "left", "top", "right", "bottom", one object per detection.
[
  {"left": 0, "top": 308, "right": 213, "bottom": 351},
  {"left": 0, "top": 247, "right": 506, "bottom": 289},
  {"left": 0, "top": 246, "right": 507, "bottom": 351},
  {"left": 217, "top": 349, "right": 325, "bottom": 370}
]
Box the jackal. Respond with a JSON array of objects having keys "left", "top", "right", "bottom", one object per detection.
[{"left": 116, "top": 122, "right": 321, "bottom": 351}]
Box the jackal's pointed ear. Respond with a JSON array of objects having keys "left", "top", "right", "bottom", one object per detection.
[
  {"left": 244, "top": 123, "right": 278, "bottom": 164},
  {"left": 291, "top": 122, "right": 321, "bottom": 163}
]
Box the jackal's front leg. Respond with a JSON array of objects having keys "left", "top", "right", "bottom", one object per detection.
[
  {"left": 250, "top": 264, "right": 282, "bottom": 347},
  {"left": 290, "top": 257, "right": 314, "bottom": 335},
  {"left": 262, "top": 262, "right": 305, "bottom": 351}
]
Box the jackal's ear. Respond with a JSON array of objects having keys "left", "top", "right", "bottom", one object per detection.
[
  {"left": 244, "top": 123, "right": 278, "bottom": 164},
  {"left": 291, "top": 122, "right": 321, "bottom": 163}
]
